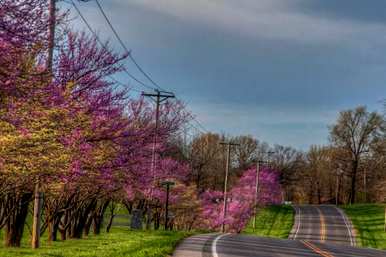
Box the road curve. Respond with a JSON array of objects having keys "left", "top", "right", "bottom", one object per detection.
[
  {"left": 173, "top": 233, "right": 386, "bottom": 257},
  {"left": 289, "top": 205, "right": 355, "bottom": 246},
  {"left": 173, "top": 204, "right": 386, "bottom": 256}
]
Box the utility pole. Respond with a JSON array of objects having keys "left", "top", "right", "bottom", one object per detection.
[
  {"left": 336, "top": 169, "right": 344, "bottom": 205},
  {"left": 252, "top": 151, "right": 274, "bottom": 232},
  {"left": 161, "top": 181, "right": 175, "bottom": 230},
  {"left": 384, "top": 207, "right": 386, "bottom": 232},
  {"left": 182, "top": 125, "right": 188, "bottom": 157},
  {"left": 253, "top": 160, "right": 264, "bottom": 231},
  {"left": 220, "top": 142, "right": 239, "bottom": 233},
  {"left": 32, "top": 0, "right": 56, "bottom": 249},
  {"left": 47, "top": 0, "right": 56, "bottom": 73},
  {"left": 364, "top": 169, "right": 367, "bottom": 203},
  {"left": 266, "top": 151, "right": 275, "bottom": 168},
  {"left": 142, "top": 89, "right": 175, "bottom": 229},
  {"left": 31, "top": 181, "right": 43, "bottom": 248}
]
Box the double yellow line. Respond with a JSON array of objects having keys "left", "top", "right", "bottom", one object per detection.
[
  {"left": 301, "top": 240, "right": 334, "bottom": 257},
  {"left": 301, "top": 206, "right": 332, "bottom": 256},
  {"left": 317, "top": 207, "right": 326, "bottom": 243}
]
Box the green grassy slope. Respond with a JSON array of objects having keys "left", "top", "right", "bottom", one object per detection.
[
  {"left": 243, "top": 205, "right": 295, "bottom": 239},
  {"left": 342, "top": 204, "right": 386, "bottom": 250},
  {"left": 0, "top": 228, "right": 191, "bottom": 257}
]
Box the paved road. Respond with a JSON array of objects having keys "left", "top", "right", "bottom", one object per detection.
[
  {"left": 289, "top": 205, "right": 355, "bottom": 246},
  {"left": 173, "top": 233, "right": 386, "bottom": 257},
  {"left": 173, "top": 205, "right": 386, "bottom": 257}
]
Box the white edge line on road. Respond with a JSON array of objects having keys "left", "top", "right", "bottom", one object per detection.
[
  {"left": 293, "top": 206, "right": 301, "bottom": 239},
  {"left": 212, "top": 233, "right": 230, "bottom": 257},
  {"left": 335, "top": 206, "right": 355, "bottom": 246}
]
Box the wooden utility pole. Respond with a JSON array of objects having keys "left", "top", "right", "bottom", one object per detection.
[
  {"left": 336, "top": 169, "right": 344, "bottom": 206},
  {"left": 161, "top": 181, "right": 175, "bottom": 230},
  {"left": 384, "top": 207, "right": 386, "bottom": 232},
  {"left": 32, "top": 0, "right": 56, "bottom": 249},
  {"left": 253, "top": 161, "right": 260, "bottom": 231},
  {"left": 266, "top": 151, "right": 275, "bottom": 168},
  {"left": 32, "top": 182, "right": 43, "bottom": 249},
  {"left": 252, "top": 151, "right": 274, "bottom": 231},
  {"left": 364, "top": 169, "right": 367, "bottom": 203},
  {"left": 142, "top": 89, "right": 175, "bottom": 180},
  {"left": 220, "top": 142, "right": 239, "bottom": 233},
  {"left": 253, "top": 160, "right": 265, "bottom": 231},
  {"left": 47, "top": 0, "right": 56, "bottom": 73},
  {"left": 336, "top": 173, "right": 339, "bottom": 206},
  {"left": 142, "top": 90, "right": 175, "bottom": 229}
]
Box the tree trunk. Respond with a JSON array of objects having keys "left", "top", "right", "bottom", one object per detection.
[
  {"left": 59, "top": 228, "right": 66, "bottom": 241},
  {"left": 93, "top": 219, "right": 102, "bottom": 235},
  {"left": 5, "top": 221, "right": 24, "bottom": 248},
  {"left": 106, "top": 203, "right": 116, "bottom": 233},
  {"left": 84, "top": 214, "right": 93, "bottom": 236},
  {"left": 92, "top": 200, "right": 109, "bottom": 235},
  {"left": 93, "top": 217, "right": 102, "bottom": 235},
  {"left": 350, "top": 160, "right": 359, "bottom": 204},
  {"left": 196, "top": 168, "right": 201, "bottom": 190},
  {"left": 70, "top": 215, "right": 87, "bottom": 239},
  {"left": 154, "top": 210, "right": 160, "bottom": 230},
  {"left": 146, "top": 206, "right": 152, "bottom": 230},
  {"left": 106, "top": 214, "right": 115, "bottom": 233},
  {"left": 47, "top": 219, "right": 59, "bottom": 242},
  {"left": 4, "top": 193, "right": 31, "bottom": 247},
  {"left": 59, "top": 211, "right": 69, "bottom": 241},
  {"left": 317, "top": 183, "right": 321, "bottom": 204},
  {"left": 308, "top": 181, "right": 313, "bottom": 204},
  {"left": 70, "top": 200, "right": 97, "bottom": 239}
]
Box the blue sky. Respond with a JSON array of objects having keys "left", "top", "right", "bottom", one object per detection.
[{"left": 70, "top": 0, "right": 386, "bottom": 150}]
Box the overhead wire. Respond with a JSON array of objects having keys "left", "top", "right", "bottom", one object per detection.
[
  {"left": 91, "top": 0, "right": 211, "bottom": 135},
  {"left": 94, "top": 0, "right": 165, "bottom": 91},
  {"left": 190, "top": 115, "right": 209, "bottom": 133},
  {"left": 109, "top": 77, "right": 143, "bottom": 94},
  {"left": 73, "top": 0, "right": 210, "bottom": 136},
  {"left": 70, "top": 0, "right": 154, "bottom": 91}
]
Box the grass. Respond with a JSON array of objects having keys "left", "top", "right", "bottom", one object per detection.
[
  {"left": 243, "top": 205, "right": 294, "bottom": 239},
  {"left": 104, "top": 205, "right": 131, "bottom": 227},
  {"left": 0, "top": 227, "right": 192, "bottom": 257},
  {"left": 342, "top": 204, "right": 386, "bottom": 250}
]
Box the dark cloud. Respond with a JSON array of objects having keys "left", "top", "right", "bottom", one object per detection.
[
  {"left": 298, "top": 0, "right": 386, "bottom": 24},
  {"left": 69, "top": 0, "right": 386, "bottom": 149}
]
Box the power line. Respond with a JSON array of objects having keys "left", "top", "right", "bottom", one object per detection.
[
  {"left": 70, "top": 0, "right": 154, "bottom": 91},
  {"left": 72, "top": 0, "right": 211, "bottom": 136},
  {"left": 122, "top": 68, "right": 154, "bottom": 90},
  {"left": 191, "top": 115, "right": 209, "bottom": 133},
  {"left": 185, "top": 122, "right": 207, "bottom": 136},
  {"left": 108, "top": 76, "right": 143, "bottom": 94},
  {"left": 88, "top": 0, "right": 210, "bottom": 134},
  {"left": 71, "top": 1, "right": 103, "bottom": 44},
  {"left": 178, "top": 99, "right": 209, "bottom": 133},
  {"left": 94, "top": 0, "right": 129, "bottom": 53},
  {"left": 94, "top": 0, "right": 165, "bottom": 91}
]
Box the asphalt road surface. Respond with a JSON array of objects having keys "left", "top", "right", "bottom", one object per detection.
[
  {"left": 173, "top": 234, "right": 386, "bottom": 257},
  {"left": 289, "top": 205, "right": 355, "bottom": 246},
  {"left": 173, "top": 205, "right": 386, "bottom": 257}
]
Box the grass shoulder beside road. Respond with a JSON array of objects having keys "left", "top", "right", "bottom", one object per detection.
[
  {"left": 342, "top": 204, "right": 386, "bottom": 250},
  {"left": 0, "top": 228, "right": 192, "bottom": 257},
  {"left": 243, "top": 205, "right": 294, "bottom": 239}
]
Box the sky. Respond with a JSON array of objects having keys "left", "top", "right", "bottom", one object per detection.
[{"left": 69, "top": 0, "right": 386, "bottom": 150}]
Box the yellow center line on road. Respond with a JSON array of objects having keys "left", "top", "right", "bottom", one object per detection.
[
  {"left": 301, "top": 240, "right": 335, "bottom": 257},
  {"left": 316, "top": 207, "right": 326, "bottom": 242}
]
